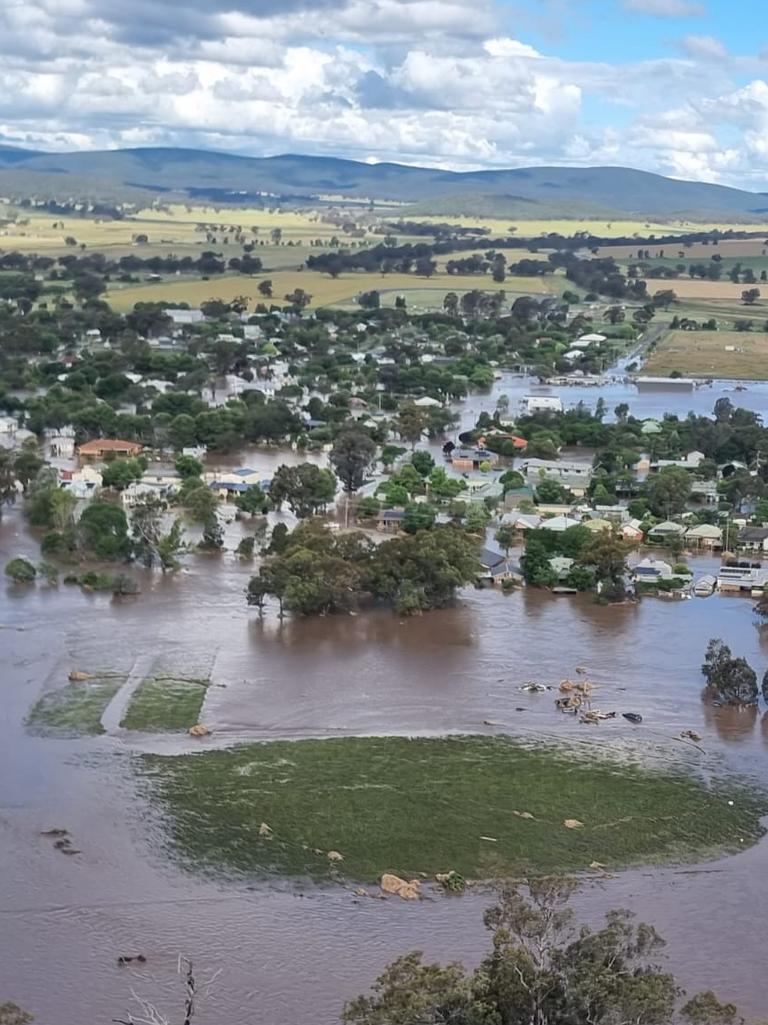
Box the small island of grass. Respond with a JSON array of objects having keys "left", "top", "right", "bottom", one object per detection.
[
  {"left": 121, "top": 675, "right": 210, "bottom": 732},
  {"left": 141, "top": 735, "right": 766, "bottom": 883},
  {"left": 27, "top": 675, "right": 125, "bottom": 737}
]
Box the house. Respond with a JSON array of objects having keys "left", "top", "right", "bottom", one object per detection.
[
  {"left": 465, "top": 480, "right": 504, "bottom": 504},
  {"left": 377, "top": 509, "right": 405, "bottom": 532},
  {"left": 141, "top": 465, "right": 181, "bottom": 490},
  {"left": 621, "top": 519, "right": 645, "bottom": 541},
  {"left": 651, "top": 451, "right": 706, "bottom": 473},
  {"left": 583, "top": 518, "right": 612, "bottom": 534},
  {"left": 646, "top": 520, "right": 686, "bottom": 543},
  {"left": 519, "top": 395, "right": 563, "bottom": 415},
  {"left": 685, "top": 523, "right": 723, "bottom": 549},
  {"left": 500, "top": 512, "right": 542, "bottom": 534},
  {"left": 549, "top": 555, "right": 574, "bottom": 581},
  {"left": 575, "top": 333, "right": 606, "bottom": 346},
  {"left": 167, "top": 308, "right": 204, "bottom": 326},
  {"left": 592, "top": 506, "right": 629, "bottom": 523},
  {"left": 539, "top": 515, "right": 581, "bottom": 532},
  {"left": 210, "top": 479, "right": 251, "bottom": 497},
  {"left": 690, "top": 480, "right": 718, "bottom": 504},
  {"left": 0, "top": 415, "right": 18, "bottom": 435},
  {"left": 479, "top": 548, "right": 517, "bottom": 583},
  {"left": 450, "top": 448, "right": 498, "bottom": 472},
  {"left": 59, "top": 465, "right": 102, "bottom": 499},
  {"left": 523, "top": 459, "right": 593, "bottom": 483},
  {"left": 78, "top": 438, "right": 143, "bottom": 462},
  {"left": 536, "top": 502, "right": 575, "bottom": 518},
  {"left": 633, "top": 557, "right": 676, "bottom": 582},
  {"left": 413, "top": 396, "right": 442, "bottom": 408},
  {"left": 717, "top": 560, "right": 768, "bottom": 592},
  {"left": 737, "top": 527, "right": 768, "bottom": 553},
  {"left": 206, "top": 467, "right": 262, "bottom": 489}
]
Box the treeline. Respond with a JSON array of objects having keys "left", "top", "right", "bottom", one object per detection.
[{"left": 0, "top": 249, "right": 263, "bottom": 279}]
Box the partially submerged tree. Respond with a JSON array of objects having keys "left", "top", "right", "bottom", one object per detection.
[
  {"left": 344, "top": 879, "right": 739, "bottom": 1025},
  {"left": 4, "top": 557, "right": 36, "bottom": 583},
  {"left": 702, "top": 638, "right": 758, "bottom": 705}
]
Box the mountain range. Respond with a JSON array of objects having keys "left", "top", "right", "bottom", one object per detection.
[{"left": 0, "top": 144, "right": 767, "bottom": 221}]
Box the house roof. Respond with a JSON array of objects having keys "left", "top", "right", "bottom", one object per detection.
[
  {"left": 539, "top": 515, "right": 581, "bottom": 532},
  {"left": 480, "top": 547, "right": 506, "bottom": 569},
  {"left": 211, "top": 480, "right": 249, "bottom": 492},
  {"left": 686, "top": 523, "right": 722, "bottom": 538},
  {"left": 78, "top": 438, "right": 141, "bottom": 454},
  {"left": 380, "top": 509, "right": 405, "bottom": 521},
  {"left": 583, "top": 518, "right": 612, "bottom": 532},
  {"left": 739, "top": 527, "right": 768, "bottom": 542},
  {"left": 648, "top": 520, "right": 685, "bottom": 534}
]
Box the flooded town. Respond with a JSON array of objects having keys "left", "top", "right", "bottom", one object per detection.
[{"left": 5, "top": 125, "right": 768, "bottom": 1020}]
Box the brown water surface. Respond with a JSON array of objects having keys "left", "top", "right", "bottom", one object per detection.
[{"left": 3, "top": 511, "right": 768, "bottom": 1024}]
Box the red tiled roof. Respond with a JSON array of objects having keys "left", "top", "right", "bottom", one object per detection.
[{"left": 78, "top": 438, "right": 142, "bottom": 454}]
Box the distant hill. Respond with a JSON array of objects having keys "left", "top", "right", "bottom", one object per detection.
[{"left": 0, "top": 145, "right": 767, "bottom": 220}]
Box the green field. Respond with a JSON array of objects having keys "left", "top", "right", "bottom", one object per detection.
[
  {"left": 141, "top": 735, "right": 765, "bottom": 883},
  {"left": 644, "top": 329, "right": 768, "bottom": 379},
  {"left": 121, "top": 675, "right": 210, "bottom": 732},
  {"left": 27, "top": 675, "right": 125, "bottom": 737}
]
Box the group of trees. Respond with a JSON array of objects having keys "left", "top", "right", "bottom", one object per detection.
[
  {"left": 344, "top": 877, "right": 740, "bottom": 1025},
  {"left": 246, "top": 519, "right": 481, "bottom": 617},
  {"left": 520, "top": 524, "right": 634, "bottom": 599}
]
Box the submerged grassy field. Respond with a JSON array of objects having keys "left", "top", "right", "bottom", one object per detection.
[
  {"left": 121, "top": 675, "right": 209, "bottom": 732},
  {"left": 141, "top": 736, "right": 765, "bottom": 883},
  {"left": 27, "top": 675, "right": 125, "bottom": 737},
  {"left": 644, "top": 329, "right": 768, "bottom": 379}
]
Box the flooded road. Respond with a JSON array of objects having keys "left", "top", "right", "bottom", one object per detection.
[{"left": 4, "top": 497, "right": 768, "bottom": 1024}]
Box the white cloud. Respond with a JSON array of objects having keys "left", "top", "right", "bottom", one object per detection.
[
  {"left": 678, "top": 35, "right": 729, "bottom": 60},
  {"left": 624, "top": 0, "right": 705, "bottom": 16},
  {"left": 0, "top": 0, "right": 766, "bottom": 191}
]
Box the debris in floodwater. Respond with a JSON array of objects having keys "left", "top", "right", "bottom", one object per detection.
[
  {"left": 563, "top": 819, "right": 584, "bottom": 829},
  {"left": 380, "top": 873, "right": 421, "bottom": 900},
  {"left": 188, "top": 723, "right": 211, "bottom": 737},
  {"left": 622, "top": 712, "right": 643, "bottom": 725},
  {"left": 117, "top": 955, "right": 147, "bottom": 966},
  {"left": 40, "top": 828, "right": 68, "bottom": 837},
  {"left": 327, "top": 850, "right": 344, "bottom": 862},
  {"left": 520, "top": 682, "right": 549, "bottom": 693},
  {"left": 579, "top": 710, "right": 617, "bottom": 725},
  {"left": 436, "top": 870, "right": 466, "bottom": 893},
  {"left": 680, "top": 729, "right": 702, "bottom": 743},
  {"left": 68, "top": 671, "right": 92, "bottom": 682}
]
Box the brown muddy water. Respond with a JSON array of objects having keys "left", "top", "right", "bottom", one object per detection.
[{"left": 4, "top": 509, "right": 768, "bottom": 1024}]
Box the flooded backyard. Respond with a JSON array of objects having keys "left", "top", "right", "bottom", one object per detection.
[{"left": 4, "top": 501, "right": 768, "bottom": 1024}]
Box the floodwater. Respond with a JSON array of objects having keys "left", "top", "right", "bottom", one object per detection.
[
  {"left": 4, "top": 498, "right": 768, "bottom": 1024},
  {"left": 4, "top": 375, "right": 768, "bottom": 1024}
]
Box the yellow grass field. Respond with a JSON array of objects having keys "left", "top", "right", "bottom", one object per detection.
[
  {"left": 0, "top": 204, "right": 357, "bottom": 256},
  {"left": 659, "top": 279, "right": 761, "bottom": 300},
  {"left": 643, "top": 330, "right": 768, "bottom": 380},
  {"left": 421, "top": 216, "right": 768, "bottom": 239},
  {"left": 106, "top": 269, "right": 557, "bottom": 313},
  {"left": 598, "top": 238, "right": 768, "bottom": 261}
]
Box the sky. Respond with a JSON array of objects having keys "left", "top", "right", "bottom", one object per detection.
[{"left": 2, "top": 0, "right": 768, "bottom": 189}]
